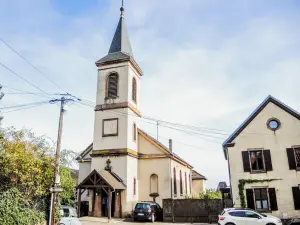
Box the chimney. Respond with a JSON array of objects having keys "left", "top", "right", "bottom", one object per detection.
[{"left": 169, "top": 139, "right": 173, "bottom": 152}]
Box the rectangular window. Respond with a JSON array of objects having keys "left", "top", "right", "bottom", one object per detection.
[
  {"left": 249, "top": 150, "right": 265, "bottom": 171},
  {"left": 254, "top": 188, "right": 269, "bottom": 210}
]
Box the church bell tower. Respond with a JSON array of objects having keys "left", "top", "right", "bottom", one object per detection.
[{"left": 91, "top": 5, "right": 143, "bottom": 215}]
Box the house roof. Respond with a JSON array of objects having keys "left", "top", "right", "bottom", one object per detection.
[
  {"left": 222, "top": 95, "right": 300, "bottom": 159},
  {"left": 192, "top": 170, "right": 207, "bottom": 180}
]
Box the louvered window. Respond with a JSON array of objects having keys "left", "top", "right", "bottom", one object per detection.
[
  {"left": 107, "top": 73, "right": 118, "bottom": 98},
  {"left": 132, "top": 77, "right": 137, "bottom": 102},
  {"left": 295, "top": 148, "right": 300, "bottom": 168}
]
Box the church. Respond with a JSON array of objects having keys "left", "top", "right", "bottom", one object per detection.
[{"left": 76, "top": 5, "right": 206, "bottom": 218}]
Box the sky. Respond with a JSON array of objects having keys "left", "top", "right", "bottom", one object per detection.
[{"left": 1, "top": 0, "right": 300, "bottom": 189}]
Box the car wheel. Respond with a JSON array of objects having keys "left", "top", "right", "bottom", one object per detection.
[
  {"left": 225, "top": 223, "right": 235, "bottom": 225},
  {"left": 266, "top": 224, "right": 276, "bottom": 225}
]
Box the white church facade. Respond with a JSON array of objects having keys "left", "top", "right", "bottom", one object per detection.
[{"left": 76, "top": 6, "right": 205, "bottom": 218}]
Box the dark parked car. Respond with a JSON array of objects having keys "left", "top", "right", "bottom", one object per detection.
[{"left": 133, "top": 201, "right": 163, "bottom": 222}]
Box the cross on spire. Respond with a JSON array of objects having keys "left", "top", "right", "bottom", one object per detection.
[{"left": 120, "top": 0, "right": 125, "bottom": 17}]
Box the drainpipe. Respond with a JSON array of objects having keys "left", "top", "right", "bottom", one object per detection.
[
  {"left": 169, "top": 139, "right": 173, "bottom": 198},
  {"left": 169, "top": 139, "right": 175, "bottom": 223}
]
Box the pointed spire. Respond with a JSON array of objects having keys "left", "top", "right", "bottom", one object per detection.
[{"left": 108, "top": 2, "right": 133, "bottom": 56}]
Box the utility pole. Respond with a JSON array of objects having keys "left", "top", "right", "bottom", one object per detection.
[{"left": 48, "top": 96, "right": 74, "bottom": 225}]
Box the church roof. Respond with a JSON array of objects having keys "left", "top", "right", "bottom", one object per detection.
[
  {"left": 77, "top": 169, "right": 126, "bottom": 190},
  {"left": 222, "top": 95, "right": 300, "bottom": 159},
  {"left": 108, "top": 14, "right": 133, "bottom": 56},
  {"left": 76, "top": 129, "right": 194, "bottom": 169},
  {"left": 192, "top": 170, "right": 207, "bottom": 180},
  {"left": 96, "top": 7, "right": 140, "bottom": 69},
  {"left": 138, "top": 129, "right": 193, "bottom": 169}
]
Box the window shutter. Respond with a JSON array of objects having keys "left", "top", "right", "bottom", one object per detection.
[
  {"left": 263, "top": 150, "right": 273, "bottom": 171},
  {"left": 246, "top": 189, "right": 255, "bottom": 209},
  {"left": 268, "top": 188, "right": 278, "bottom": 211},
  {"left": 292, "top": 187, "right": 300, "bottom": 210},
  {"left": 287, "top": 148, "right": 296, "bottom": 170},
  {"left": 242, "top": 151, "right": 251, "bottom": 172}
]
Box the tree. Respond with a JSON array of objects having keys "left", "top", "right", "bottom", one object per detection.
[
  {"left": 185, "top": 189, "right": 222, "bottom": 199},
  {"left": 0, "top": 127, "right": 77, "bottom": 223}
]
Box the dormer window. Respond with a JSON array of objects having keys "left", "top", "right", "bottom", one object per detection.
[
  {"left": 107, "top": 73, "right": 118, "bottom": 99},
  {"left": 132, "top": 77, "right": 137, "bottom": 103}
]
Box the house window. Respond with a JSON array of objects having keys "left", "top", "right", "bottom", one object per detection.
[
  {"left": 133, "top": 123, "right": 137, "bottom": 142},
  {"left": 132, "top": 77, "right": 137, "bottom": 103},
  {"left": 133, "top": 178, "right": 136, "bottom": 195},
  {"left": 254, "top": 188, "right": 269, "bottom": 210},
  {"left": 185, "top": 172, "right": 187, "bottom": 195},
  {"left": 173, "top": 168, "right": 177, "bottom": 195},
  {"left": 287, "top": 147, "right": 300, "bottom": 170},
  {"left": 150, "top": 174, "right": 158, "bottom": 194},
  {"left": 246, "top": 188, "right": 278, "bottom": 211},
  {"left": 106, "top": 73, "right": 118, "bottom": 98},
  {"left": 249, "top": 151, "right": 264, "bottom": 171},
  {"left": 294, "top": 148, "right": 300, "bottom": 168},
  {"left": 180, "top": 170, "right": 183, "bottom": 195}
]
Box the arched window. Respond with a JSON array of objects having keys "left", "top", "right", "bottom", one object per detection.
[
  {"left": 150, "top": 174, "right": 158, "bottom": 194},
  {"left": 132, "top": 77, "right": 137, "bottom": 102},
  {"left": 185, "top": 172, "right": 187, "bottom": 194},
  {"left": 133, "top": 178, "right": 136, "bottom": 195},
  {"left": 173, "top": 168, "right": 177, "bottom": 195},
  {"left": 107, "top": 73, "right": 118, "bottom": 98},
  {"left": 133, "top": 123, "right": 137, "bottom": 142},
  {"left": 180, "top": 170, "right": 183, "bottom": 195}
]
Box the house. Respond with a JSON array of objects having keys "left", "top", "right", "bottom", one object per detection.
[
  {"left": 76, "top": 6, "right": 206, "bottom": 218},
  {"left": 191, "top": 170, "right": 207, "bottom": 195},
  {"left": 223, "top": 95, "right": 300, "bottom": 218},
  {"left": 216, "top": 182, "right": 227, "bottom": 191}
]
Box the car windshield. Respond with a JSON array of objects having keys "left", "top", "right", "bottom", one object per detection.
[{"left": 135, "top": 203, "right": 150, "bottom": 209}]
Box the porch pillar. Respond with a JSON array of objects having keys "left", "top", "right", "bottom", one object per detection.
[
  {"left": 114, "top": 190, "right": 121, "bottom": 218},
  {"left": 94, "top": 190, "right": 102, "bottom": 217},
  {"left": 77, "top": 188, "right": 81, "bottom": 217},
  {"left": 108, "top": 189, "right": 112, "bottom": 220}
]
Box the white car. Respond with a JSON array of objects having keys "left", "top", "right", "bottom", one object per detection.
[
  {"left": 218, "top": 208, "right": 282, "bottom": 225},
  {"left": 59, "top": 205, "right": 82, "bottom": 225}
]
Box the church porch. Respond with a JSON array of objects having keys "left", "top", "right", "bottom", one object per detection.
[{"left": 77, "top": 169, "right": 126, "bottom": 219}]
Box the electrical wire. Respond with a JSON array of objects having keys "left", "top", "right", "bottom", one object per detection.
[
  {"left": 2, "top": 102, "right": 48, "bottom": 113},
  {"left": 0, "top": 101, "right": 49, "bottom": 110},
  {"left": 0, "top": 37, "right": 67, "bottom": 94},
  {"left": 0, "top": 61, "right": 49, "bottom": 95}
]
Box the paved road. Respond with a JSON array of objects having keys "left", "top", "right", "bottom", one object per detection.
[{"left": 79, "top": 217, "right": 215, "bottom": 225}]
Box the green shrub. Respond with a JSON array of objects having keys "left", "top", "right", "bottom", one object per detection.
[{"left": 0, "top": 188, "right": 45, "bottom": 225}]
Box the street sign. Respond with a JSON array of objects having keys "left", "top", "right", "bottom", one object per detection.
[{"left": 50, "top": 187, "right": 64, "bottom": 193}]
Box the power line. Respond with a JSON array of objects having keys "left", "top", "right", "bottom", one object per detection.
[
  {"left": 2, "top": 102, "right": 48, "bottom": 113},
  {"left": 0, "top": 61, "right": 49, "bottom": 95},
  {"left": 0, "top": 37, "right": 67, "bottom": 94},
  {"left": 75, "top": 101, "right": 222, "bottom": 144},
  {"left": 0, "top": 101, "right": 49, "bottom": 110}
]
